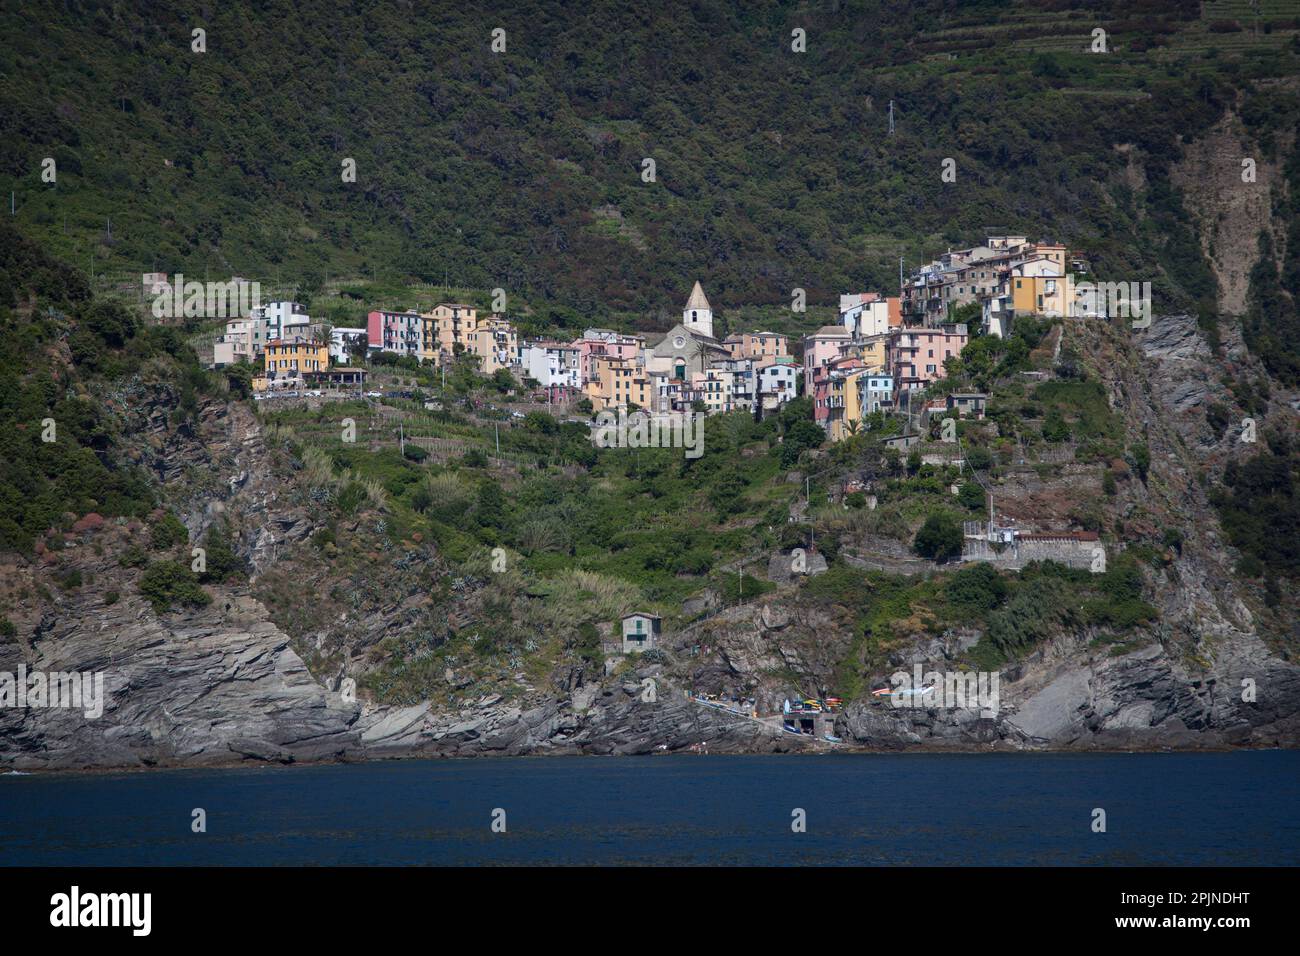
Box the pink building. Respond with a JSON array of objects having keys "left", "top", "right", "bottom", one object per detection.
[
  {"left": 888, "top": 323, "right": 969, "bottom": 397},
  {"left": 812, "top": 356, "right": 865, "bottom": 427},
  {"left": 367, "top": 310, "right": 423, "bottom": 359},
  {"left": 573, "top": 329, "right": 642, "bottom": 383},
  {"left": 802, "top": 325, "right": 851, "bottom": 395}
]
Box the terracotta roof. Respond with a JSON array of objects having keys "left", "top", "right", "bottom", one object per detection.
[{"left": 1017, "top": 531, "right": 1100, "bottom": 541}]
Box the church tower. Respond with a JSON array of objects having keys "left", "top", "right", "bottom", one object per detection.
[{"left": 683, "top": 281, "right": 714, "bottom": 339}]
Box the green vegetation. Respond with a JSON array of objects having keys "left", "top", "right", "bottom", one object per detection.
[
  {"left": 0, "top": 224, "right": 176, "bottom": 553},
  {"left": 1211, "top": 433, "right": 1300, "bottom": 578},
  {"left": 3, "top": 1, "right": 1287, "bottom": 330},
  {"left": 138, "top": 560, "right": 210, "bottom": 613},
  {"left": 804, "top": 553, "right": 1155, "bottom": 698},
  {"left": 913, "top": 512, "right": 963, "bottom": 562}
]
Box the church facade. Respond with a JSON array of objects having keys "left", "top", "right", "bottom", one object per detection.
[{"left": 644, "top": 281, "right": 731, "bottom": 381}]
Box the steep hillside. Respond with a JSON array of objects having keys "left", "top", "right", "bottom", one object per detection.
[
  {"left": 5, "top": 1, "right": 1300, "bottom": 768},
  {"left": 5, "top": 0, "right": 1298, "bottom": 325}
]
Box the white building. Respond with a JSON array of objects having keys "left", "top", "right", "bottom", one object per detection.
[
  {"left": 212, "top": 318, "right": 254, "bottom": 367},
  {"left": 329, "top": 327, "right": 368, "bottom": 364},
  {"left": 621, "top": 612, "right": 662, "bottom": 654},
  {"left": 756, "top": 362, "right": 798, "bottom": 409},
  {"left": 520, "top": 341, "right": 581, "bottom": 390},
  {"left": 857, "top": 373, "right": 895, "bottom": 414},
  {"left": 683, "top": 280, "right": 713, "bottom": 339},
  {"left": 247, "top": 301, "right": 310, "bottom": 352},
  {"left": 839, "top": 293, "right": 892, "bottom": 338}
]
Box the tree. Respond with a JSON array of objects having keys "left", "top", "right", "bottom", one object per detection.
[
  {"left": 476, "top": 478, "right": 507, "bottom": 529},
  {"left": 344, "top": 333, "right": 368, "bottom": 365},
  {"left": 966, "top": 445, "right": 992, "bottom": 470},
  {"left": 914, "top": 512, "right": 963, "bottom": 562},
  {"left": 958, "top": 481, "right": 986, "bottom": 510},
  {"left": 781, "top": 419, "right": 824, "bottom": 467},
  {"left": 490, "top": 368, "right": 516, "bottom": 392},
  {"left": 224, "top": 360, "right": 254, "bottom": 399},
  {"left": 1042, "top": 409, "right": 1070, "bottom": 443},
  {"left": 947, "top": 562, "right": 1007, "bottom": 612}
]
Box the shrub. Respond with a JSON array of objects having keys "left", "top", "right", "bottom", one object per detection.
[
  {"left": 139, "top": 560, "right": 211, "bottom": 613},
  {"left": 914, "top": 512, "right": 963, "bottom": 562},
  {"left": 336, "top": 481, "right": 368, "bottom": 515},
  {"left": 150, "top": 513, "right": 188, "bottom": 551},
  {"left": 196, "top": 523, "right": 248, "bottom": 584},
  {"left": 946, "top": 563, "right": 1007, "bottom": 614},
  {"left": 987, "top": 577, "right": 1071, "bottom": 655},
  {"left": 965, "top": 445, "right": 992, "bottom": 470},
  {"left": 958, "top": 482, "right": 985, "bottom": 510}
]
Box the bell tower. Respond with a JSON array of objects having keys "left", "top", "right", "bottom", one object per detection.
[{"left": 683, "top": 281, "right": 713, "bottom": 338}]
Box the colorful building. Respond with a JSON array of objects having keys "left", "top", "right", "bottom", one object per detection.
[
  {"left": 257, "top": 338, "right": 329, "bottom": 390},
  {"left": 802, "top": 325, "right": 852, "bottom": 395},
  {"left": 367, "top": 309, "right": 423, "bottom": 359},
  {"left": 888, "top": 323, "right": 969, "bottom": 400},
  {"left": 723, "top": 331, "right": 789, "bottom": 363}
]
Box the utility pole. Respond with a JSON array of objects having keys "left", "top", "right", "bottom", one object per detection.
[{"left": 888, "top": 100, "right": 895, "bottom": 135}]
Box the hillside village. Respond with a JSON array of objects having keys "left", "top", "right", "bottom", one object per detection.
[
  {"left": 196, "top": 233, "right": 1113, "bottom": 580},
  {"left": 206, "top": 232, "right": 1099, "bottom": 434}
]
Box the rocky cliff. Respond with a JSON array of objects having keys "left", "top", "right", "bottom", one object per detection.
[{"left": 3, "top": 312, "right": 1299, "bottom": 771}]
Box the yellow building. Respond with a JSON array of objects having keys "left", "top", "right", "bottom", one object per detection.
[
  {"left": 691, "top": 367, "right": 734, "bottom": 414},
  {"left": 469, "top": 316, "right": 518, "bottom": 376},
  {"left": 845, "top": 334, "right": 888, "bottom": 372},
  {"left": 1009, "top": 273, "right": 1071, "bottom": 317},
  {"left": 588, "top": 356, "right": 652, "bottom": 411},
  {"left": 724, "top": 331, "right": 789, "bottom": 363},
  {"left": 421, "top": 303, "right": 480, "bottom": 365},
  {"left": 258, "top": 338, "right": 329, "bottom": 390},
  {"left": 827, "top": 366, "right": 870, "bottom": 442}
]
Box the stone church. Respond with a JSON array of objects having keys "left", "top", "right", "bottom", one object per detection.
[{"left": 644, "top": 281, "right": 731, "bottom": 380}]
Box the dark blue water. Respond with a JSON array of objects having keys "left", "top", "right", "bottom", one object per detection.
[{"left": 2, "top": 752, "right": 1296, "bottom": 865}]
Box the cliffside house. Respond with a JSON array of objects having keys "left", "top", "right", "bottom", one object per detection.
[{"left": 621, "top": 612, "right": 662, "bottom": 654}]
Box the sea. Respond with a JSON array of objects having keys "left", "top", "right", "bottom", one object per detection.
[{"left": 2, "top": 751, "right": 1296, "bottom": 866}]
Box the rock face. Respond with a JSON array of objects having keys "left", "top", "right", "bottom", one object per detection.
[
  {"left": 837, "top": 637, "right": 1300, "bottom": 751},
  {"left": 0, "top": 567, "right": 808, "bottom": 770},
  {"left": 0, "top": 522, "right": 806, "bottom": 770},
  {"left": 4, "top": 312, "right": 1299, "bottom": 770}
]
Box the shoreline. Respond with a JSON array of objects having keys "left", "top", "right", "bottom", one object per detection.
[{"left": 4, "top": 738, "right": 1287, "bottom": 778}]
